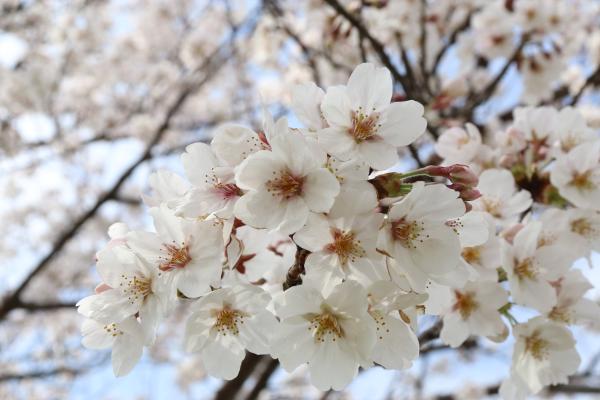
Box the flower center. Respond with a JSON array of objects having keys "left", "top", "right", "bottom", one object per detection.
[
  {"left": 571, "top": 218, "right": 595, "bottom": 238},
  {"left": 482, "top": 198, "right": 502, "bottom": 218},
  {"left": 391, "top": 218, "right": 425, "bottom": 249},
  {"left": 103, "top": 323, "right": 124, "bottom": 337},
  {"left": 452, "top": 290, "right": 479, "bottom": 319},
  {"left": 525, "top": 332, "right": 549, "bottom": 361},
  {"left": 215, "top": 182, "right": 243, "bottom": 200},
  {"left": 325, "top": 229, "right": 365, "bottom": 266},
  {"left": 214, "top": 306, "right": 246, "bottom": 336},
  {"left": 514, "top": 258, "right": 537, "bottom": 280},
  {"left": 349, "top": 109, "right": 380, "bottom": 143},
  {"left": 266, "top": 170, "right": 305, "bottom": 200},
  {"left": 159, "top": 243, "right": 192, "bottom": 271},
  {"left": 569, "top": 170, "right": 595, "bottom": 191},
  {"left": 549, "top": 306, "right": 572, "bottom": 324},
  {"left": 310, "top": 312, "right": 343, "bottom": 343},
  {"left": 462, "top": 247, "right": 481, "bottom": 264},
  {"left": 121, "top": 274, "right": 152, "bottom": 303}
]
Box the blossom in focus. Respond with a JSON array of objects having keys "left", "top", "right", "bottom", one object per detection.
[
  {"left": 271, "top": 280, "right": 375, "bottom": 390},
  {"left": 319, "top": 63, "right": 427, "bottom": 170},
  {"left": 184, "top": 284, "right": 277, "bottom": 379},
  {"left": 234, "top": 123, "right": 340, "bottom": 234}
]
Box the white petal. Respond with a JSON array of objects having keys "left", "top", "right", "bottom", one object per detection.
[
  {"left": 378, "top": 101, "right": 427, "bottom": 146},
  {"left": 302, "top": 169, "right": 340, "bottom": 213}
]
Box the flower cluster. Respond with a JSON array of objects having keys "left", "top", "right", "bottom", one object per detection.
[{"left": 78, "top": 63, "right": 599, "bottom": 397}]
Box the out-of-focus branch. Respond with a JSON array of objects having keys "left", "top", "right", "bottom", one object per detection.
[
  {"left": 462, "top": 38, "right": 526, "bottom": 119},
  {"left": 323, "top": 0, "right": 414, "bottom": 97},
  {"left": 430, "top": 12, "right": 472, "bottom": 76},
  {"left": 0, "top": 367, "right": 78, "bottom": 382},
  {"left": 13, "top": 300, "right": 76, "bottom": 312},
  {"left": 435, "top": 377, "right": 600, "bottom": 399},
  {"left": 0, "top": 41, "right": 235, "bottom": 322},
  {"left": 245, "top": 357, "right": 280, "bottom": 400},
  {"left": 569, "top": 64, "right": 600, "bottom": 105}
]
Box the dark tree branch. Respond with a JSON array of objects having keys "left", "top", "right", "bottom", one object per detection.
[
  {"left": 0, "top": 367, "right": 78, "bottom": 382},
  {"left": 244, "top": 357, "right": 280, "bottom": 400},
  {"left": 323, "top": 0, "right": 416, "bottom": 98}
]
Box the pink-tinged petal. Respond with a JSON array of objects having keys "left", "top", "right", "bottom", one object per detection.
[{"left": 378, "top": 101, "right": 427, "bottom": 146}]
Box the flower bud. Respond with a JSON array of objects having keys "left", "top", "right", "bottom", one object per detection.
[{"left": 446, "top": 164, "right": 479, "bottom": 187}]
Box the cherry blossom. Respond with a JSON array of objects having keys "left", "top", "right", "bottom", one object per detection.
[
  {"left": 184, "top": 284, "right": 278, "bottom": 379},
  {"left": 271, "top": 280, "right": 375, "bottom": 390},
  {"left": 127, "top": 206, "right": 225, "bottom": 298},
  {"left": 510, "top": 317, "right": 580, "bottom": 394},
  {"left": 319, "top": 63, "right": 427, "bottom": 170},
  {"left": 234, "top": 121, "right": 340, "bottom": 234}
]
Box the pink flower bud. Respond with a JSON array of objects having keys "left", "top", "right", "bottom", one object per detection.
[
  {"left": 424, "top": 164, "right": 478, "bottom": 188},
  {"left": 447, "top": 183, "right": 481, "bottom": 201},
  {"left": 446, "top": 164, "right": 479, "bottom": 187}
]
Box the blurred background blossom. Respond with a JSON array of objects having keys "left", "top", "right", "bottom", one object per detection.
[{"left": 1, "top": 0, "right": 600, "bottom": 399}]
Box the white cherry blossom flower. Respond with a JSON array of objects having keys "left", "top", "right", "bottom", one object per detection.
[
  {"left": 319, "top": 63, "right": 427, "bottom": 170},
  {"left": 77, "top": 248, "right": 171, "bottom": 342},
  {"left": 550, "top": 141, "right": 600, "bottom": 211},
  {"left": 435, "top": 123, "right": 482, "bottom": 165},
  {"left": 184, "top": 284, "right": 277, "bottom": 380},
  {"left": 127, "top": 206, "right": 224, "bottom": 298},
  {"left": 426, "top": 281, "right": 508, "bottom": 347},
  {"left": 550, "top": 107, "right": 597, "bottom": 155},
  {"left": 293, "top": 212, "right": 386, "bottom": 290},
  {"left": 547, "top": 269, "right": 600, "bottom": 327},
  {"left": 380, "top": 182, "right": 465, "bottom": 291},
  {"left": 176, "top": 142, "right": 242, "bottom": 219},
  {"left": 501, "top": 221, "right": 572, "bottom": 313},
  {"left": 472, "top": 169, "right": 532, "bottom": 225},
  {"left": 459, "top": 212, "right": 502, "bottom": 281},
  {"left": 271, "top": 280, "right": 376, "bottom": 391},
  {"left": 234, "top": 123, "right": 340, "bottom": 234},
  {"left": 511, "top": 316, "right": 580, "bottom": 393}
]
